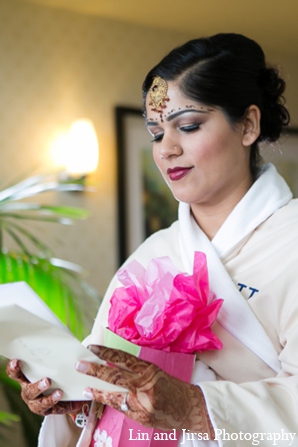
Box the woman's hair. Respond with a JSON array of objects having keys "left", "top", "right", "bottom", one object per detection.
[{"left": 142, "top": 33, "right": 290, "bottom": 177}]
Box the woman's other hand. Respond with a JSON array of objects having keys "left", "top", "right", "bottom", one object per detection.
[
  {"left": 76, "top": 346, "right": 214, "bottom": 437},
  {"left": 6, "top": 359, "right": 84, "bottom": 416}
]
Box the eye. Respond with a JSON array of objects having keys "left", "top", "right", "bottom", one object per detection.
[
  {"left": 150, "top": 133, "right": 164, "bottom": 143},
  {"left": 180, "top": 123, "right": 200, "bottom": 133}
]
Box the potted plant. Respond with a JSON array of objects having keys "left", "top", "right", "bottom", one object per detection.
[{"left": 0, "top": 171, "right": 101, "bottom": 446}]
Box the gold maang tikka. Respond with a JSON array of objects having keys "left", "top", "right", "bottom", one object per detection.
[{"left": 148, "top": 76, "right": 170, "bottom": 121}]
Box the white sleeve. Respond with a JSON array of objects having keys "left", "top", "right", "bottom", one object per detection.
[
  {"left": 199, "top": 320, "right": 298, "bottom": 447},
  {"left": 38, "top": 414, "right": 82, "bottom": 447}
]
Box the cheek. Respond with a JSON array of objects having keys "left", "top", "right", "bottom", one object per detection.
[
  {"left": 193, "top": 132, "right": 240, "bottom": 166},
  {"left": 190, "top": 137, "right": 219, "bottom": 165},
  {"left": 152, "top": 147, "right": 163, "bottom": 171},
  {"left": 152, "top": 148, "right": 170, "bottom": 186},
  {"left": 152, "top": 146, "right": 159, "bottom": 164}
]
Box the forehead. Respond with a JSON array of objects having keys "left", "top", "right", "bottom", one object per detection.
[
  {"left": 146, "top": 81, "right": 189, "bottom": 111},
  {"left": 145, "top": 81, "right": 213, "bottom": 122}
]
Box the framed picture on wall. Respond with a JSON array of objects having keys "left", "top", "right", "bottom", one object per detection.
[
  {"left": 115, "top": 106, "right": 178, "bottom": 266},
  {"left": 261, "top": 127, "right": 298, "bottom": 197}
]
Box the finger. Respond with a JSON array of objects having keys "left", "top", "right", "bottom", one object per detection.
[
  {"left": 84, "top": 388, "right": 130, "bottom": 414},
  {"left": 21, "top": 377, "right": 52, "bottom": 401},
  {"left": 6, "top": 359, "right": 29, "bottom": 385},
  {"left": 88, "top": 345, "right": 152, "bottom": 373},
  {"left": 76, "top": 360, "right": 132, "bottom": 389},
  {"left": 87, "top": 388, "right": 152, "bottom": 427},
  {"left": 27, "top": 389, "right": 63, "bottom": 416},
  {"left": 6, "top": 359, "right": 51, "bottom": 400},
  {"left": 28, "top": 394, "right": 86, "bottom": 417},
  {"left": 43, "top": 399, "right": 85, "bottom": 416}
]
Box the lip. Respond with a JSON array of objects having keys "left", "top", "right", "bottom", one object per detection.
[{"left": 167, "top": 166, "right": 193, "bottom": 181}]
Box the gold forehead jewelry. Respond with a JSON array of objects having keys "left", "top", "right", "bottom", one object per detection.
[{"left": 148, "top": 76, "right": 170, "bottom": 121}]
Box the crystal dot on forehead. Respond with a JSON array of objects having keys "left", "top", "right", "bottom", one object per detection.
[{"left": 148, "top": 76, "right": 170, "bottom": 122}]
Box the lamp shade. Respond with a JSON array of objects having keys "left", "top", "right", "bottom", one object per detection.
[{"left": 65, "top": 119, "right": 99, "bottom": 177}]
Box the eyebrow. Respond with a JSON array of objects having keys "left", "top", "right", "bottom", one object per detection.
[{"left": 146, "top": 109, "right": 210, "bottom": 126}]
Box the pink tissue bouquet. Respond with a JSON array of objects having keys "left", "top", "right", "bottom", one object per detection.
[
  {"left": 108, "top": 251, "right": 223, "bottom": 354},
  {"left": 94, "top": 252, "right": 223, "bottom": 447}
]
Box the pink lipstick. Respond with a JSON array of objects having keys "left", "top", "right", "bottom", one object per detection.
[{"left": 167, "top": 167, "right": 192, "bottom": 181}]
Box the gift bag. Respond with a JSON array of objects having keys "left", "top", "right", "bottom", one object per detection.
[{"left": 90, "top": 330, "right": 195, "bottom": 447}]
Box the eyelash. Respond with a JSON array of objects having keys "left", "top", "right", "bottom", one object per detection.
[
  {"left": 150, "top": 123, "right": 201, "bottom": 143},
  {"left": 151, "top": 134, "right": 163, "bottom": 142},
  {"left": 181, "top": 123, "right": 201, "bottom": 132}
]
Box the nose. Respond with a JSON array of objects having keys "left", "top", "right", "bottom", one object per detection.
[{"left": 158, "top": 139, "right": 182, "bottom": 159}]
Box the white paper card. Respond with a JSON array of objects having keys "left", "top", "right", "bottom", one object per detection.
[
  {"left": 0, "top": 282, "right": 127, "bottom": 400},
  {"left": 0, "top": 281, "right": 66, "bottom": 330}
]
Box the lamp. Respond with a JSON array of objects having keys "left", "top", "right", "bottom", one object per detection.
[
  {"left": 66, "top": 119, "right": 99, "bottom": 179},
  {"left": 51, "top": 119, "right": 99, "bottom": 183}
]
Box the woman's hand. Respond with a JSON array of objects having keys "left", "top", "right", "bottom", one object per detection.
[
  {"left": 76, "top": 346, "right": 214, "bottom": 437},
  {"left": 6, "top": 359, "right": 84, "bottom": 416}
]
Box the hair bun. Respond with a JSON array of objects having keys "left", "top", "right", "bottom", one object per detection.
[
  {"left": 258, "top": 67, "right": 290, "bottom": 142},
  {"left": 260, "top": 67, "right": 285, "bottom": 100}
]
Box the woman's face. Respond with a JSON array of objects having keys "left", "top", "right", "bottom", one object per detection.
[{"left": 145, "top": 81, "right": 253, "bottom": 217}]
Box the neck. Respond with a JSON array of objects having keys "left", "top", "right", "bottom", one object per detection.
[{"left": 190, "top": 174, "right": 253, "bottom": 240}]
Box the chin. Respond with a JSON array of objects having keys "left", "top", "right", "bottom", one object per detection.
[{"left": 173, "top": 197, "right": 194, "bottom": 205}]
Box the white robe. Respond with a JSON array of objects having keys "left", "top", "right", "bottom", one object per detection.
[{"left": 39, "top": 165, "right": 298, "bottom": 446}]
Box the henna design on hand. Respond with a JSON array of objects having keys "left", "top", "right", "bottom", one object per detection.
[
  {"left": 80, "top": 346, "right": 215, "bottom": 437},
  {"left": 6, "top": 359, "right": 85, "bottom": 416}
]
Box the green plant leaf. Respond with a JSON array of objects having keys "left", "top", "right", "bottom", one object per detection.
[
  {"left": 0, "top": 171, "right": 101, "bottom": 445},
  {"left": 0, "top": 203, "right": 89, "bottom": 220},
  {"left": 0, "top": 173, "right": 88, "bottom": 204},
  {"left": 0, "top": 252, "right": 100, "bottom": 338},
  {"left": 0, "top": 220, "right": 53, "bottom": 257},
  {"left": 0, "top": 213, "right": 74, "bottom": 224},
  {"left": 2, "top": 228, "right": 30, "bottom": 256},
  {"left": 0, "top": 412, "right": 20, "bottom": 425}
]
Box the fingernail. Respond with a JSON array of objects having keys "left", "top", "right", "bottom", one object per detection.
[
  {"left": 76, "top": 361, "right": 89, "bottom": 373},
  {"left": 88, "top": 345, "right": 100, "bottom": 355},
  {"left": 53, "top": 390, "right": 62, "bottom": 400},
  {"left": 10, "top": 359, "right": 19, "bottom": 370},
  {"left": 38, "top": 378, "right": 49, "bottom": 391},
  {"left": 83, "top": 389, "right": 94, "bottom": 400}
]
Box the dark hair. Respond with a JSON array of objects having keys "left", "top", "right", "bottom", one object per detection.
[{"left": 142, "top": 33, "right": 290, "bottom": 177}]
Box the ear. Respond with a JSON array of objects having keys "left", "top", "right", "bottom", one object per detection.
[{"left": 242, "top": 105, "right": 261, "bottom": 147}]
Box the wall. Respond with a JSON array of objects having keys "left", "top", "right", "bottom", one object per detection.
[
  {"left": 0, "top": 3, "right": 194, "bottom": 443},
  {"left": 0, "top": 0, "right": 194, "bottom": 301},
  {"left": 0, "top": 0, "right": 297, "bottom": 301}
]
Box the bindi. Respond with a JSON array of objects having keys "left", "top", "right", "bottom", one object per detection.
[{"left": 148, "top": 76, "right": 170, "bottom": 122}]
